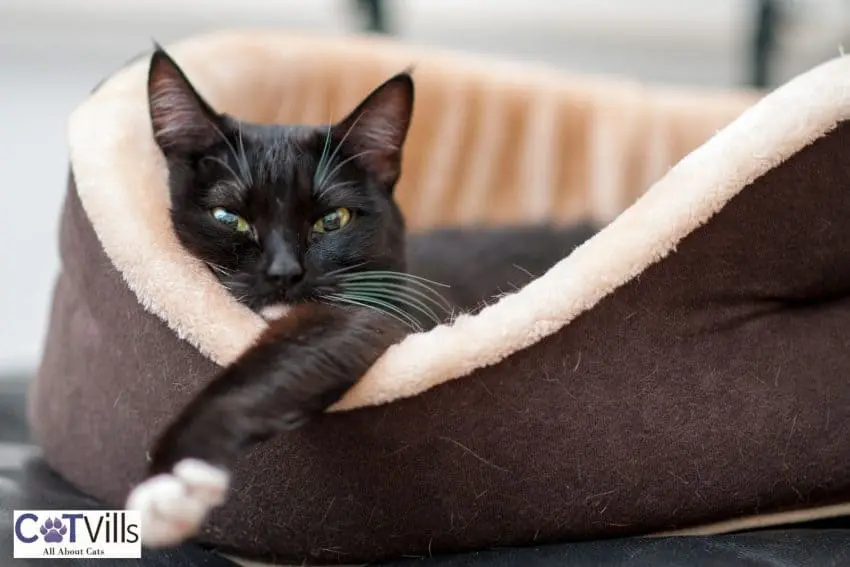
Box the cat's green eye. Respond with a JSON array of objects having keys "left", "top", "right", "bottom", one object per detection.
[
  {"left": 313, "top": 207, "right": 352, "bottom": 234},
  {"left": 212, "top": 207, "right": 251, "bottom": 233}
]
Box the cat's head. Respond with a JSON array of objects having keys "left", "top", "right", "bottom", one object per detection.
[{"left": 146, "top": 46, "right": 414, "bottom": 313}]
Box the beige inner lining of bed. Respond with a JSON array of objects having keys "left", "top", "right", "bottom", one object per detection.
[
  {"left": 64, "top": 30, "right": 850, "bottom": 559},
  {"left": 67, "top": 30, "right": 843, "bottom": 415}
]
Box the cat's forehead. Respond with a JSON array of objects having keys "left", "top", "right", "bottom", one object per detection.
[{"left": 242, "top": 126, "right": 319, "bottom": 186}]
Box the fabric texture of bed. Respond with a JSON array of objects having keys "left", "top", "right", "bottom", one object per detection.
[
  {"left": 4, "top": 431, "right": 850, "bottom": 567},
  {"left": 28, "top": 30, "right": 850, "bottom": 565},
  {"left": 4, "top": 377, "right": 850, "bottom": 567}
]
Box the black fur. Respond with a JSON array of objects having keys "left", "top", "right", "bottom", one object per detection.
[
  {"left": 148, "top": 302, "right": 407, "bottom": 475},
  {"left": 407, "top": 223, "right": 599, "bottom": 314},
  {"left": 148, "top": 46, "right": 412, "bottom": 311},
  {"left": 145, "top": 46, "right": 598, "bottom": 476}
]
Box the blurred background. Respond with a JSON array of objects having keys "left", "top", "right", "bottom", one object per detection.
[{"left": 1, "top": 0, "right": 848, "bottom": 379}]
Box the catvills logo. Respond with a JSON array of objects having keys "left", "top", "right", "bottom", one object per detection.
[{"left": 13, "top": 510, "right": 141, "bottom": 559}]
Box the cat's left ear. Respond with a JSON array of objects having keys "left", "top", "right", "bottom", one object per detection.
[{"left": 332, "top": 72, "right": 414, "bottom": 191}]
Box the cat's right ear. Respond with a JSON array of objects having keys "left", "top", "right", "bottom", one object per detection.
[{"left": 147, "top": 45, "right": 223, "bottom": 157}]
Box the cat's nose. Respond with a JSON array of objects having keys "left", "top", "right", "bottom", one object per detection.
[{"left": 266, "top": 254, "right": 303, "bottom": 286}]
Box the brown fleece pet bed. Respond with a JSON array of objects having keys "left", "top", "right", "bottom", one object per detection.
[{"left": 29, "top": 31, "right": 850, "bottom": 565}]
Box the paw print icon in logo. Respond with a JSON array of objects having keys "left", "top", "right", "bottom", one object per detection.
[{"left": 40, "top": 518, "right": 67, "bottom": 543}]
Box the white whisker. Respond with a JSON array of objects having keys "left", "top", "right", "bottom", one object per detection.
[
  {"left": 314, "top": 124, "right": 334, "bottom": 185},
  {"left": 236, "top": 122, "right": 254, "bottom": 186},
  {"left": 319, "top": 150, "right": 378, "bottom": 191},
  {"left": 202, "top": 156, "right": 247, "bottom": 193},
  {"left": 206, "top": 120, "right": 251, "bottom": 189},
  {"left": 315, "top": 111, "right": 368, "bottom": 189},
  {"left": 316, "top": 180, "right": 358, "bottom": 201},
  {"left": 205, "top": 262, "right": 234, "bottom": 276},
  {"left": 324, "top": 293, "right": 421, "bottom": 332}
]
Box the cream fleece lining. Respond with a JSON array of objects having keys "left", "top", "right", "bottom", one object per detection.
[{"left": 67, "top": 30, "right": 850, "bottom": 415}]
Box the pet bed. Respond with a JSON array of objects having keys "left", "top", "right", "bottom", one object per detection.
[
  {"left": 4, "top": 430, "right": 850, "bottom": 567},
  {"left": 29, "top": 31, "right": 850, "bottom": 566},
  {"left": 5, "top": 382, "right": 850, "bottom": 567}
]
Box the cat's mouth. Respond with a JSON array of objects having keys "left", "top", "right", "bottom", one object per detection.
[
  {"left": 259, "top": 303, "right": 290, "bottom": 321},
  {"left": 220, "top": 271, "right": 345, "bottom": 315},
  {"left": 249, "top": 282, "right": 326, "bottom": 313}
]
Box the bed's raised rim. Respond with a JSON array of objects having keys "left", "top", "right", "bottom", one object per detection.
[{"left": 66, "top": 29, "right": 850, "bottom": 412}]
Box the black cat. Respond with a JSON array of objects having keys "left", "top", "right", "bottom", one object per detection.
[{"left": 126, "top": 46, "right": 598, "bottom": 547}]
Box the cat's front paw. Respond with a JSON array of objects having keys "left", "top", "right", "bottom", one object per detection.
[{"left": 125, "top": 459, "right": 230, "bottom": 548}]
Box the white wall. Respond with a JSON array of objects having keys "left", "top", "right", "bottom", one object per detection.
[{"left": 0, "top": 0, "right": 848, "bottom": 374}]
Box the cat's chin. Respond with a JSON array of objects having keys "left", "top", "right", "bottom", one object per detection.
[{"left": 259, "top": 303, "right": 291, "bottom": 321}]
